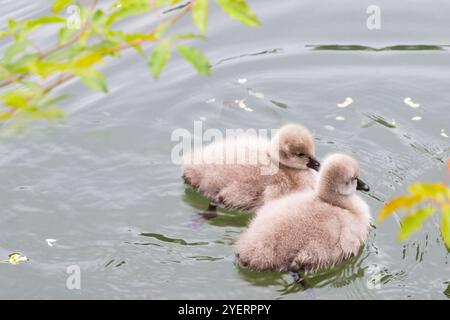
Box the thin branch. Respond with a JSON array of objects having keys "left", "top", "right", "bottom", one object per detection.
[{"left": 43, "top": 74, "right": 75, "bottom": 94}]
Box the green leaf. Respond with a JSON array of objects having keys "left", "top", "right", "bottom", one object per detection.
[
  {"left": 73, "top": 52, "right": 103, "bottom": 68},
  {"left": 34, "top": 108, "right": 65, "bottom": 119},
  {"left": 442, "top": 206, "right": 450, "bottom": 250},
  {"left": 1, "top": 91, "right": 29, "bottom": 109},
  {"left": 176, "top": 45, "right": 210, "bottom": 75},
  {"left": 155, "top": 0, "right": 182, "bottom": 6},
  {"left": 378, "top": 195, "right": 425, "bottom": 222},
  {"left": 169, "top": 33, "right": 206, "bottom": 40},
  {"left": 106, "top": 4, "right": 150, "bottom": 26},
  {"left": 7, "top": 53, "right": 39, "bottom": 74},
  {"left": 28, "top": 59, "right": 75, "bottom": 78},
  {"left": 46, "top": 45, "right": 84, "bottom": 61},
  {"left": 149, "top": 43, "right": 171, "bottom": 79},
  {"left": 92, "top": 9, "right": 107, "bottom": 27},
  {"left": 0, "top": 31, "right": 9, "bottom": 38},
  {"left": 53, "top": 0, "right": 75, "bottom": 13},
  {"left": 193, "top": 0, "right": 208, "bottom": 33},
  {"left": 408, "top": 182, "right": 450, "bottom": 200},
  {"left": 77, "top": 69, "right": 108, "bottom": 93},
  {"left": 124, "top": 32, "right": 157, "bottom": 42},
  {"left": 4, "top": 40, "right": 30, "bottom": 65},
  {"left": 154, "top": 22, "right": 170, "bottom": 39},
  {"left": 0, "top": 67, "right": 8, "bottom": 80},
  {"left": 26, "top": 16, "right": 66, "bottom": 29},
  {"left": 216, "top": 0, "right": 260, "bottom": 26},
  {"left": 398, "top": 207, "right": 436, "bottom": 240},
  {"left": 8, "top": 19, "right": 17, "bottom": 33},
  {"left": 39, "top": 95, "right": 68, "bottom": 109}
]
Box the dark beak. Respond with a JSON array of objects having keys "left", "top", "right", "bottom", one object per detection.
[
  {"left": 306, "top": 156, "right": 320, "bottom": 171},
  {"left": 356, "top": 178, "right": 370, "bottom": 192}
]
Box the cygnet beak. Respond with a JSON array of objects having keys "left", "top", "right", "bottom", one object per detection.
[
  {"left": 356, "top": 178, "right": 370, "bottom": 192},
  {"left": 306, "top": 156, "right": 321, "bottom": 171}
]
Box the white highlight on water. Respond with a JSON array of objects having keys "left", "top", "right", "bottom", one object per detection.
[
  {"left": 337, "top": 97, "right": 353, "bottom": 108},
  {"left": 404, "top": 97, "right": 420, "bottom": 108}
]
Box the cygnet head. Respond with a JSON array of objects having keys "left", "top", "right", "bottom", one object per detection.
[
  {"left": 318, "top": 153, "right": 370, "bottom": 197},
  {"left": 269, "top": 124, "right": 320, "bottom": 171}
]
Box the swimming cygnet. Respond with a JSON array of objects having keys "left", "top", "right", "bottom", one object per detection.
[
  {"left": 182, "top": 124, "right": 320, "bottom": 212},
  {"left": 235, "top": 153, "right": 371, "bottom": 273}
]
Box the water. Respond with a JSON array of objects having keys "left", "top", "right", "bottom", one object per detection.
[{"left": 0, "top": 0, "right": 449, "bottom": 299}]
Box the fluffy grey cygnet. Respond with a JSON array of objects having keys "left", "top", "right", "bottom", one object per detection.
[
  {"left": 235, "top": 153, "right": 371, "bottom": 272},
  {"left": 182, "top": 124, "right": 320, "bottom": 212}
]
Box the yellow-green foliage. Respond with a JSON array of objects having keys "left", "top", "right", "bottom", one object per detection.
[
  {"left": 378, "top": 161, "right": 450, "bottom": 249},
  {"left": 0, "top": 0, "right": 260, "bottom": 121}
]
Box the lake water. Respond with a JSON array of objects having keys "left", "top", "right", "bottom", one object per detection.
[{"left": 0, "top": 0, "right": 449, "bottom": 299}]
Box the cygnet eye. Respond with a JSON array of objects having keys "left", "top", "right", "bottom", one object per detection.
[{"left": 297, "top": 153, "right": 305, "bottom": 157}]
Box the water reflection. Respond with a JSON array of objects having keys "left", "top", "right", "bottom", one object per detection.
[
  {"left": 183, "top": 187, "right": 253, "bottom": 228},
  {"left": 307, "top": 45, "right": 448, "bottom": 51},
  {"left": 140, "top": 232, "right": 209, "bottom": 246}
]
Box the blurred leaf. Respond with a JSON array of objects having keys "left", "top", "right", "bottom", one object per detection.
[
  {"left": 125, "top": 32, "right": 157, "bottom": 42},
  {"left": 378, "top": 195, "right": 424, "bottom": 222},
  {"left": 73, "top": 52, "right": 103, "bottom": 68},
  {"left": 442, "top": 206, "right": 450, "bottom": 250},
  {"left": 104, "top": 29, "right": 127, "bottom": 43},
  {"left": 154, "top": 22, "right": 170, "bottom": 39},
  {"left": 0, "top": 31, "right": 9, "bottom": 38},
  {"left": 46, "top": 45, "right": 85, "bottom": 61},
  {"left": 193, "top": 0, "right": 208, "bottom": 33},
  {"left": 78, "top": 28, "right": 93, "bottom": 47},
  {"left": 0, "top": 111, "right": 15, "bottom": 121},
  {"left": 106, "top": 4, "right": 150, "bottom": 26},
  {"left": 4, "top": 40, "right": 30, "bottom": 64},
  {"left": 131, "top": 44, "right": 144, "bottom": 55},
  {"left": 149, "top": 43, "right": 171, "bottom": 79},
  {"left": 92, "top": 9, "right": 107, "bottom": 28},
  {"left": 39, "top": 95, "right": 67, "bottom": 109},
  {"left": 177, "top": 45, "right": 210, "bottom": 75},
  {"left": 6, "top": 53, "right": 39, "bottom": 74},
  {"left": 216, "top": 0, "right": 260, "bottom": 27},
  {"left": 408, "top": 182, "right": 450, "bottom": 200},
  {"left": 89, "top": 39, "right": 120, "bottom": 56},
  {"left": 53, "top": 0, "right": 75, "bottom": 13},
  {"left": 33, "top": 108, "right": 65, "bottom": 119},
  {"left": 169, "top": 33, "right": 206, "bottom": 40},
  {"left": 77, "top": 69, "right": 108, "bottom": 93},
  {"left": 27, "top": 60, "right": 72, "bottom": 78},
  {"left": 58, "top": 26, "right": 77, "bottom": 45},
  {"left": 398, "top": 207, "right": 435, "bottom": 240},
  {"left": 155, "top": 0, "right": 182, "bottom": 6},
  {"left": 1, "top": 90, "right": 29, "bottom": 109},
  {"left": 0, "top": 66, "right": 8, "bottom": 80},
  {"left": 8, "top": 19, "right": 17, "bottom": 33},
  {"left": 26, "top": 16, "right": 66, "bottom": 29},
  {"left": 113, "top": 0, "right": 149, "bottom": 8}
]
